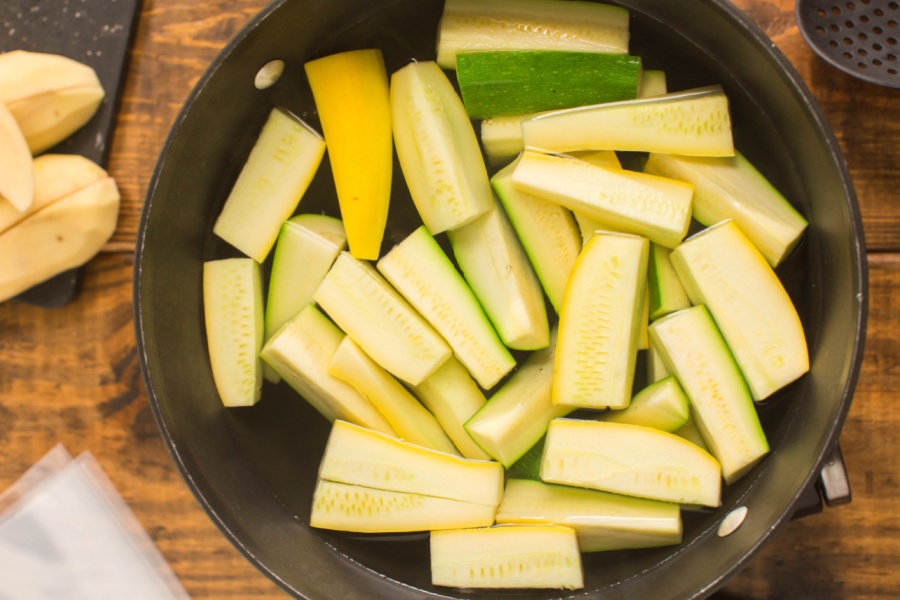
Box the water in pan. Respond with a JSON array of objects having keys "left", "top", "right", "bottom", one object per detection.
[{"left": 164, "top": 0, "right": 827, "bottom": 597}]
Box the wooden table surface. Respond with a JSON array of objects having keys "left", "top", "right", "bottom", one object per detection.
[{"left": 1, "top": 0, "right": 898, "bottom": 598}]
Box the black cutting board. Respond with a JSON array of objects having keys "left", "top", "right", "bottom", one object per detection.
[{"left": 1, "top": 0, "right": 141, "bottom": 308}]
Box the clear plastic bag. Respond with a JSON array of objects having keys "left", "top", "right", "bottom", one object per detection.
[{"left": 0, "top": 445, "right": 190, "bottom": 600}]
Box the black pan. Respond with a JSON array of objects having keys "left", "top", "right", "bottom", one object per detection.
[{"left": 134, "top": 1, "right": 868, "bottom": 598}]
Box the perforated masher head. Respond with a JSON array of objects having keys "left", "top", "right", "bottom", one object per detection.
[{"left": 796, "top": 0, "right": 900, "bottom": 88}]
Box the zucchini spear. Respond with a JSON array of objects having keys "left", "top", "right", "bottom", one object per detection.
[{"left": 305, "top": 49, "right": 393, "bottom": 260}]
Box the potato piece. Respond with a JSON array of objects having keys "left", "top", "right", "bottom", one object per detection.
[
  {"left": 0, "top": 50, "right": 105, "bottom": 154},
  {"left": 0, "top": 100, "right": 33, "bottom": 212},
  {"left": 0, "top": 177, "right": 119, "bottom": 303},
  {"left": 0, "top": 154, "right": 107, "bottom": 235}
]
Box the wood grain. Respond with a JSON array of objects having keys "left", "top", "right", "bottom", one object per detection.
[{"left": 0, "top": 1, "right": 898, "bottom": 599}]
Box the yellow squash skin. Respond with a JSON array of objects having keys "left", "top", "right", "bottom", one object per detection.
[{"left": 305, "top": 49, "right": 393, "bottom": 260}]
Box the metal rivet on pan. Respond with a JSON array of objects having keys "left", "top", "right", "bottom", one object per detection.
[
  {"left": 255, "top": 59, "right": 285, "bottom": 90},
  {"left": 717, "top": 506, "right": 749, "bottom": 537}
]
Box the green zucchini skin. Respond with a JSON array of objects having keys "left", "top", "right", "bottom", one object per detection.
[
  {"left": 378, "top": 226, "right": 516, "bottom": 390},
  {"left": 456, "top": 51, "right": 641, "bottom": 119},
  {"left": 491, "top": 157, "right": 581, "bottom": 313},
  {"left": 597, "top": 375, "right": 690, "bottom": 432},
  {"left": 447, "top": 199, "right": 551, "bottom": 351},
  {"left": 648, "top": 242, "right": 691, "bottom": 321}
]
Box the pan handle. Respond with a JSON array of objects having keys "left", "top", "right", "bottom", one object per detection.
[
  {"left": 791, "top": 442, "right": 852, "bottom": 519},
  {"left": 819, "top": 443, "right": 852, "bottom": 507}
]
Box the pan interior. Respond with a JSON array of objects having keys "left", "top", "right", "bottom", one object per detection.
[{"left": 135, "top": 0, "right": 865, "bottom": 598}]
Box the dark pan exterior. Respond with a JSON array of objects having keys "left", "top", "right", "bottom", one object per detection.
[{"left": 134, "top": 1, "right": 868, "bottom": 598}]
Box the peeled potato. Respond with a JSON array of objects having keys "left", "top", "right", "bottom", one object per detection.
[
  {"left": 0, "top": 177, "right": 120, "bottom": 303},
  {"left": 0, "top": 100, "right": 34, "bottom": 212},
  {"left": 0, "top": 50, "right": 105, "bottom": 154},
  {"left": 0, "top": 154, "right": 108, "bottom": 235}
]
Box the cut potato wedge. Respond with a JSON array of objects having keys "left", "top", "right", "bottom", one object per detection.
[
  {"left": 0, "top": 177, "right": 119, "bottom": 303},
  {"left": 0, "top": 100, "right": 33, "bottom": 213}
]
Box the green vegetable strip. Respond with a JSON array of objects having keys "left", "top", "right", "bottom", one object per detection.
[{"left": 456, "top": 51, "right": 641, "bottom": 118}]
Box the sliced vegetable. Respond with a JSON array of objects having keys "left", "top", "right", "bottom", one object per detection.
[
  {"left": 311, "top": 480, "right": 495, "bottom": 533},
  {"left": 646, "top": 341, "right": 670, "bottom": 383},
  {"left": 319, "top": 420, "right": 504, "bottom": 507},
  {"left": 0, "top": 99, "right": 33, "bottom": 212},
  {"left": 465, "top": 330, "right": 572, "bottom": 467},
  {"left": 490, "top": 157, "right": 581, "bottom": 313},
  {"left": 510, "top": 149, "right": 693, "bottom": 248},
  {"left": 568, "top": 151, "right": 624, "bottom": 244},
  {"left": 638, "top": 69, "right": 668, "bottom": 98},
  {"left": 260, "top": 305, "right": 396, "bottom": 434},
  {"left": 480, "top": 116, "right": 626, "bottom": 169},
  {"left": 0, "top": 154, "right": 106, "bottom": 235},
  {"left": 505, "top": 436, "right": 547, "bottom": 481},
  {"left": 391, "top": 60, "right": 493, "bottom": 234},
  {"left": 554, "top": 232, "right": 649, "bottom": 410},
  {"left": 597, "top": 376, "right": 690, "bottom": 432},
  {"left": 377, "top": 226, "right": 515, "bottom": 389},
  {"left": 648, "top": 242, "right": 691, "bottom": 321},
  {"left": 479, "top": 114, "right": 531, "bottom": 166},
  {"left": 412, "top": 357, "right": 491, "bottom": 461},
  {"left": 673, "top": 409, "right": 710, "bottom": 453},
  {"left": 313, "top": 252, "right": 452, "bottom": 386},
  {"left": 327, "top": 337, "right": 460, "bottom": 455},
  {"left": 521, "top": 85, "right": 735, "bottom": 157},
  {"left": 203, "top": 258, "right": 264, "bottom": 407},
  {"left": 0, "top": 50, "right": 105, "bottom": 155},
  {"left": 0, "top": 177, "right": 119, "bottom": 304},
  {"left": 570, "top": 150, "right": 622, "bottom": 169},
  {"left": 541, "top": 418, "right": 722, "bottom": 507},
  {"left": 649, "top": 304, "right": 769, "bottom": 484},
  {"left": 264, "top": 214, "right": 346, "bottom": 382},
  {"left": 430, "top": 525, "right": 583, "bottom": 590},
  {"left": 637, "top": 283, "right": 650, "bottom": 351},
  {"left": 644, "top": 151, "right": 808, "bottom": 267},
  {"left": 670, "top": 220, "right": 808, "bottom": 400},
  {"left": 456, "top": 51, "right": 641, "bottom": 119},
  {"left": 304, "top": 50, "right": 392, "bottom": 260},
  {"left": 496, "top": 479, "right": 683, "bottom": 552},
  {"left": 447, "top": 198, "right": 550, "bottom": 351},
  {"left": 436, "top": 0, "right": 630, "bottom": 69},
  {"left": 212, "top": 107, "right": 325, "bottom": 262}
]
